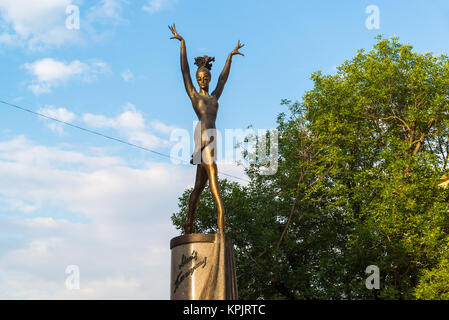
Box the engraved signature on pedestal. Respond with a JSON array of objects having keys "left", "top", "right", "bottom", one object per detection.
[
  {"left": 174, "top": 250, "right": 208, "bottom": 294},
  {"left": 179, "top": 250, "right": 198, "bottom": 270}
]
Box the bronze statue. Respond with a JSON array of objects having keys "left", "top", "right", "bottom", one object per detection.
[{"left": 169, "top": 24, "right": 244, "bottom": 234}]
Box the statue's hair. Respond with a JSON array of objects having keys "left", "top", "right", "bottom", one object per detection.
[{"left": 194, "top": 56, "right": 215, "bottom": 71}]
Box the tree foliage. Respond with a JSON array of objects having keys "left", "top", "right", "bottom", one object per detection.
[{"left": 171, "top": 36, "right": 449, "bottom": 299}]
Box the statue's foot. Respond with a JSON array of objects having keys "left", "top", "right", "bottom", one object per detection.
[{"left": 183, "top": 222, "right": 193, "bottom": 234}]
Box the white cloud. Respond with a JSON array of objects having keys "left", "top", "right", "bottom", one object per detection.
[
  {"left": 25, "top": 58, "right": 84, "bottom": 84},
  {"left": 81, "top": 105, "right": 183, "bottom": 150},
  {"left": 23, "top": 58, "right": 109, "bottom": 94},
  {"left": 0, "top": 30, "right": 17, "bottom": 45},
  {"left": 0, "top": 0, "right": 79, "bottom": 49},
  {"left": 88, "top": 0, "right": 126, "bottom": 22},
  {"left": 2, "top": 198, "right": 37, "bottom": 213},
  {"left": 128, "top": 131, "right": 163, "bottom": 149},
  {"left": 0, "top": 0, "right": 127, "bottom": 49},
  {"left": 0, "top": 135, "right": 124, "bottom": 171},
  {"left": 26, "top": 102, "right": 177, "bottom": 150},
  {"left": 37, "top": 105, "right": 76, "bottom": 135},
  {"left": 150, "top": 120, "right": 178, "bottom": 135},
  {"left": 142, "top": 0, "right": 177, "bottom": 14},
  {"left": 116, "top": 104, "right": 145, "bottom": 130},
  {"left": 82, "top": 103, "right": 171, "bottom": 149},
  {"left": 82, "top": 114, "right": 116, "bottom": 129},
  {"left": 0, "top": 126, "right": 249, "bottom": 298},
  {"left": 0, "top": 135, "right": 195, "bottom": 299},
  {"left": 121, "top": 69, "right": 133, "bottom": 82},
  {"left": 83, "top": 103, "right": 144, "bottom": 131}
]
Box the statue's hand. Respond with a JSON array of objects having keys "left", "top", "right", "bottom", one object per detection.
[
  {"left": 230, "top": 40, "right": 245, "bottom": 56},
  {"left": 168, "top": 24, "right": 183, "bottom": 41}
]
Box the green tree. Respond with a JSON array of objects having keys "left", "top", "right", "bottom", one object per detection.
[{"left": 172, "top": 36, "right": 449, "bottom": 299}]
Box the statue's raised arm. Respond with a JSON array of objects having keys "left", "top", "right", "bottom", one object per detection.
[
  {"left": 169, "top": 24, "right": 196, "bottom": 99},
  {"left": 212, "top": 40, "right": 244, "bottom": 100}
]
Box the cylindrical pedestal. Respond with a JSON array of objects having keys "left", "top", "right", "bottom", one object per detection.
[{"left": 170, "top": 233, "right": 238, "bottom": 300}]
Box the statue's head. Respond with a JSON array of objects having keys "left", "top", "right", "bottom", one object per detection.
[{"left": 195, "top": 56, "right": 214, "bottom": 90}]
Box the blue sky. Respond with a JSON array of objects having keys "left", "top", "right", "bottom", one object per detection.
[{"left": 0, "top": 0, "right": 448, "bottom": 299}]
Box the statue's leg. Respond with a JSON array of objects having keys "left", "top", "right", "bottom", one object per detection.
[
  {"left": 184, "top": 164, "right": 208, "bottom": 234},
  {"left": 202, "top": 146, "right": 226, "bottom": 234}
]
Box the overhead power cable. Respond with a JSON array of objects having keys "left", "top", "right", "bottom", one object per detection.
[{"left": 0, "top": 99, "right": 250, "bottom": 183}]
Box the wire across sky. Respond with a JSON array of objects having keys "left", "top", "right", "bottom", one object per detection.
[{"left": 0, "top": 99, "right": 250, "bottom": 183}]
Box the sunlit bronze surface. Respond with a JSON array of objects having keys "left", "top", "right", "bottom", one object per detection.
[
  {"left": 169, "top": 24, "right": 244, "bottom": 234},
  {"left": 170, "top": 234, "right": 238, "bottom": 300}
]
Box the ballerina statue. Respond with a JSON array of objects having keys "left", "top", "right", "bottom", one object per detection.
[{"left": 169, "top": 24, "right": 244, "bottom": 234}]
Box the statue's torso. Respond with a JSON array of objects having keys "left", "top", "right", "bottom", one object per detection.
[
  {"left": 191, "top": 92, "right": 219, "bottom": 149},
  {"left": 191, "top": 92, "right": 218, "bottom": 130}
]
